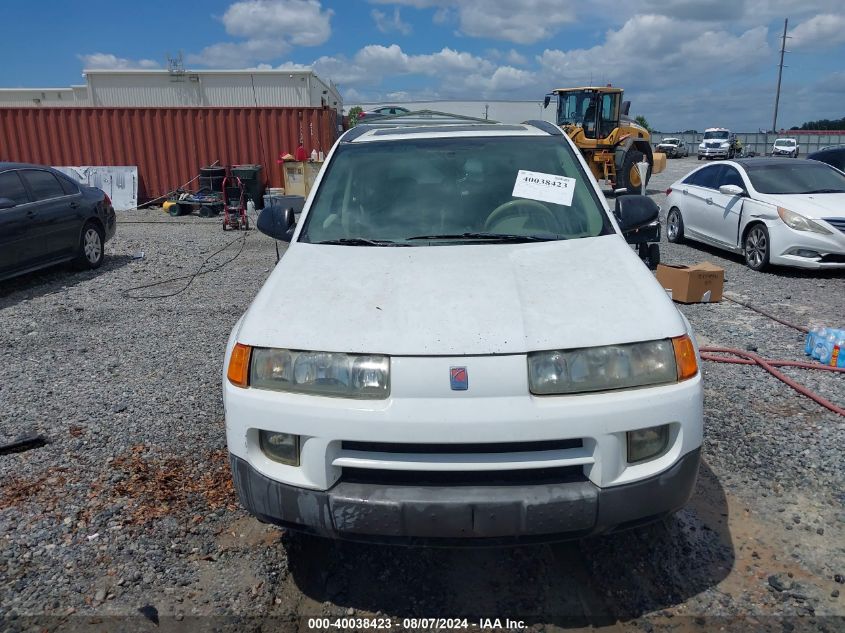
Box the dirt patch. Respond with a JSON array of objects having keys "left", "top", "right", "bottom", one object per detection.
[
  {"left": 1, "top": 445, "right": 237, "bottom": 527},
  {"left": 106, "top": 445, "right": 238, "bottom": 525},
  {"left": 0, "top": 467, "right": 72, "bottom": 511}
]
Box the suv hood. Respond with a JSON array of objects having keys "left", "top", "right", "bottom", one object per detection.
[{"left": 239, "top": 235, "right": 686, "bottom": 356}]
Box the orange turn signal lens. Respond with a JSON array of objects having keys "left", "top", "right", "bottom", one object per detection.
[
  {"left": 227, "top": 343, "right": 252, "bottom": 388},
  {"left": 672, "top": 335, "right": 698, "bottom": 381}
]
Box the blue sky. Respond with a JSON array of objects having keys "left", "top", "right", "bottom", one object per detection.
[{"left": 2, "top": 0, "right": 844, "bottom": 131}]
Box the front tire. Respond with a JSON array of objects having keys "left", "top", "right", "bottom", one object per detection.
[
  {"left": 744, "top": 224, "right": 770, "bottom": 271},
  {"left": 667, "top": 207, "right": 685, "bottom": 243},
  {"left": 74, "top": 222, "right": 105, "bottom": 270},
  {"left": 620, "top": 149, "right": 651, "bottom": 195}
]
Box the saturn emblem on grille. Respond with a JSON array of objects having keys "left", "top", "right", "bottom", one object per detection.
[{"left": 450, "top": 366, "right": 468, "bottom": 391}]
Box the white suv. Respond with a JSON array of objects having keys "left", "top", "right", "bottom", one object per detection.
[{"left": 223, "top": 121, "right": 703, "bottom": 543}]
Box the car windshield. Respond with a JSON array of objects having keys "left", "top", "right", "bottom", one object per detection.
[
  {"left": 704, "top": 131, "right": 730, "bottom": 140},
  {"left": 775, "top": 139, "right": 795, "bottom": 146},
  {"left": 744, "top": 161, "right": 845, "bottom": 194},
  {"left": 299, "top": 136, "right": 612, "bottom": 245},
  {"left": 662, "top": 139, "right": 679, "bottom": 145}
]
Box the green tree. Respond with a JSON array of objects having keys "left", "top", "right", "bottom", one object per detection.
[
  {"left": 796, "top": 116, "right": 845, "bottom": 131},
  {"left": 348, "top": 106, "right": 363, "bottom": 128},
  {"left": 634, "top": 115, "right": 652, "bottom": 132}
]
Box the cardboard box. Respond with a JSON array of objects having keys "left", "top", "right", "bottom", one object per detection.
[{"left": 655, "top": 262, "right": 724, "bottom": 303}]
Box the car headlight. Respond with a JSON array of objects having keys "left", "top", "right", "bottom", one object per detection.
[
  {"left": 777, "top": 207, "right": 832, "bottom": 235},
  {"left": 720, "top": 142, "right": 729, "bottom": 147},
  {"left": 698, "top": 143, "right": 705, "bottom": 149},
  {"left": 528, "top": 336, "right": 697, "bottom": 395},
  {"left": 245, "top": 347, "right": 389, "bottom": 398}
]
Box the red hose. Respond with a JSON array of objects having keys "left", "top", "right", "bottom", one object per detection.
[
  {"left": 700, "top": 346, "right": 845, "bottom": 417},
  {"left": 723, "top": 296, "right": 809, "bottom": 333}
]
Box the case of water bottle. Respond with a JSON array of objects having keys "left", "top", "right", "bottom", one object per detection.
[{"left": 805, "top": 327, "right": 845, "bottom": 367}]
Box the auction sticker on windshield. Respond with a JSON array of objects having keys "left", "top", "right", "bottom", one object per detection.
[{"left": 512, "top": 170, "right": 576, "bottom": 207}]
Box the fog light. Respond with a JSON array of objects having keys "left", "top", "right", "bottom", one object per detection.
[
  {"left": 627, "top": 425, "right": 670, "bottom": 463},
  {"left": 792, "top": 249, "right": 821, "bottom": 259},
  {"left": 259, "top": 431, "right": 300, "bottom": 466}
]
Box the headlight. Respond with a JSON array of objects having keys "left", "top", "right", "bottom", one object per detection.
[
  {"left": 720, "top": 141, "right": 729, "bottom": 147},
  {"left": 777, "top": 207, "right": 832, "bottom": 235},
  {"left": 250, "top": 348, "right": 389, "bottom": 398},
  {"left": 698, "top": 143, "right": 705, "bottom": 149},
  {"left": 528, "top": 337, "right": 695, "bottom": 395}
]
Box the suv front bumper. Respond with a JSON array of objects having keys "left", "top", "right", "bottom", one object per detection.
[{"left": 229, "top": 447, "right": 701, "bottom": 544}]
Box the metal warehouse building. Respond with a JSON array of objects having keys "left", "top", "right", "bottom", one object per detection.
[
  {"left": 352, "top": 100, "right": 557, "bottom": 125},
  {"left": 0, "top": 68, "right": 343, "bottom": 113}
]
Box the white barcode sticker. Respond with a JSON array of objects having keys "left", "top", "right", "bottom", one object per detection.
[{"left": 512, "top": 170, "right": 576, "bottom": 207}]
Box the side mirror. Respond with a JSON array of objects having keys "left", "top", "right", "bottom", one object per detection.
[
  {"left": 621, "top": 100, "right": 631, "bottom": 116},
  {"left": 0, "top": 197, "right": 17, "bottom": 209},
  {"left": 719, "top": 184, "right": 745, "bottom": 196},
  {"left": 614, "top": 195, "right": 659, "bottom": 232},
  {"left": 543, "top": 95, "right": 551, "bottom": 109},
  {"left": 257, "top": 205, "right": 295, "bottom": 242}
]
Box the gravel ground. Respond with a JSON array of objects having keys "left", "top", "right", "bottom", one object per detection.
[{"left": 0, "top": 160, "right": 843, "bottom": 633}]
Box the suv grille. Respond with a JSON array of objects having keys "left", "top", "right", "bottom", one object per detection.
[
  {"left": 341, "top": 439, "right": 583, "bottom": 454},
  {"left": 340, "top": 466, "right": 587, "bottom": 486}
]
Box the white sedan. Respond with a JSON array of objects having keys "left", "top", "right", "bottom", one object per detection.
[{"left": 665, "top": 158, "right": 845, "bottom": 271}]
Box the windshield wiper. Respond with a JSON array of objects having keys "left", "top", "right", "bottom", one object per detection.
[
  {"left": 801, "top": 189, "right": 845, "bottom": 194},
  {"left": 406, "top": 232, "right": 561, "bottom": 243},
  {"left": 314, "top": 237, "right": 406, "bottom": 246}
]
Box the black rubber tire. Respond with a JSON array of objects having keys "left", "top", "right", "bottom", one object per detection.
[
  {"left": 666, "top": 207, "right": 685, "bottom": 243},
  {"left": 74, "top": 221, "right": 105, "bottom": 270},
  {"left": 199, "top": 206, "right": 211, "bottom": 218},
  {"left": 744, "top": 223, "right": 770, "bottom": 271},
  {"left": 697, "top": 155, "right": 702, "bottom": 161},
  {"left": 168, "top": 203, "right": 181, "bottom": 217},
  {"left": 648, "top": 243, "right": 660, "bottom": 269},
  {"left": 619, "top": 149, "right": 651, "bottom": 195}
]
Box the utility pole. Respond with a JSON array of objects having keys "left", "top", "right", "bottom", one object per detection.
[{"left": 772, "top": 18, "right": 789, "bottom": 133}]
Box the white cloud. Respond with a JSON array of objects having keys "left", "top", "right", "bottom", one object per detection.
[
  {"left": 221, "top": 0, "right": 332, "bottom": 46},
  {"left": 312, "top": 43, "right": 534, "bottom": 98},
  {"left": 189, "top": 0, "right": 333, "bottom": 67},
  {"left": 78, "top": 53, "right": 160, "bottom": 69},
  {"left": 315, "top": 44, "right": 495, "bottom": 88},
  {"left": 372, "top": 7, "right": 412, "bottom": 35},
  {"left": 538, "top": 15, "right": 770, "bottom": 90},
  {"left": 505, "top": 49, "right": 528, "bottom": 66},
  {"left": 369, "top": 0, "right": 576, "bottom": 44},
  {"left": 788, "top": 14, "right": 845, "bottom": 50}
]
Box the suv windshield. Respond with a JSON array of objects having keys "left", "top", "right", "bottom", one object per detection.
[
  {"left": 704, "top": 131, "right": 730, "bottom": 140},
  {"left": 744, "top": 162, "right": 845, "bottom": 194},
  {"left": 299, "top": 136, "right": 612, "bottom": 245},
  {"left": 775, "top": 139, "right": 795, "bottom": 146},
  {"left": 662, "top": 139, "right": 679, "bottom": 145}
]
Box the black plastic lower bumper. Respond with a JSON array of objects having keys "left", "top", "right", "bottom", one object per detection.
[{"left": 229, "top": 448, "right": 701, "bottom": 544}]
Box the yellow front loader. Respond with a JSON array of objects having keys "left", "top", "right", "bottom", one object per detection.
[{"left": 544, "top": 86, "right": 666, "bottom": 195}]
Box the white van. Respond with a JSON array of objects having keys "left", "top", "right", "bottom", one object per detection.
[{"left": 223, "top": 121, "right": 703, "bottom": 543}]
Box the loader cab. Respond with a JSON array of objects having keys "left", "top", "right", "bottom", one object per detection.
[{"left": 546, "top": 88, "right": 624, "bottom": 140}]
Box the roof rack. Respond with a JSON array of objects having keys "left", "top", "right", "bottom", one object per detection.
[{"left": 522, "top": 120, "right": 562, "bottom": 136}]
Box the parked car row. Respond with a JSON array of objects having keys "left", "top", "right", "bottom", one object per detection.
[{"left": 0, "top": 162, "right": 116, "bottom": 282}]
